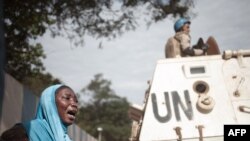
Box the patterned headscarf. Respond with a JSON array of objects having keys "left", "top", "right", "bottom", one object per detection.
[{"left": 23, "top": 84, "right": 72, "bottom": 141}]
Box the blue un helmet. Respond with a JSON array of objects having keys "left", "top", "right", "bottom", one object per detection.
[{"left": 174, "top": 18, "right": 191, "bottom": 32}]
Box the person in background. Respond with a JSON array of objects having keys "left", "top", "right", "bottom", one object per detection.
[
  {"left": 165, "top": 18, "right": 209, "bottom": 58},
  {"left": 0, "top": 84, "right": 78, "bottom": 141}
]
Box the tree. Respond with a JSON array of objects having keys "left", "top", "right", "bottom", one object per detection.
[
  {"left": 76, "top": 74, "right": 132, "bottom": 141},
  {"left": 47, "top": 0, "right": 195, "bottom": 45},
  {"left": 5, "top": 0, "right": 48, "bottom": 80},
  {"left": 22, "top": 72, "right": 62, "bottom": 96},
  {"left": 4, "top": 0, "right": 194, "bottom": 83},
  {"left": 4, "top": 0, "right": 62, "bottom": 92}
]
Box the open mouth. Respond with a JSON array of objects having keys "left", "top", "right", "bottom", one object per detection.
[{"left": 67, "top": 110, "right": 77, "bottom": 120}]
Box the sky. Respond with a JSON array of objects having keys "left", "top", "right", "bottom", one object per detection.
[{"left": 40, "top": 0, "right": 250, "bottom": 105}]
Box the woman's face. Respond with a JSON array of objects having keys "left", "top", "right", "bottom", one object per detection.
[{"left": 55, "top": 87, "right": 78, "bottom": 126}]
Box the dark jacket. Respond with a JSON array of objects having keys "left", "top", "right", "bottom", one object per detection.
[{"left": 0, "top": 123, "right": 28, "bottom": 141}]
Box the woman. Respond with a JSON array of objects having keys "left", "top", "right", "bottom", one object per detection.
[{"left": 0, "top": 84, "right": 78, "bottom": 141}]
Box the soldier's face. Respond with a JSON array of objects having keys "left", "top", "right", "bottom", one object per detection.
[{"left": 183, "top": 23, "right": 190, "bottom": 33}]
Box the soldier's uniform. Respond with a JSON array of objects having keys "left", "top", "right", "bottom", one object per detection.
[{"left": 165, "top": 31, "right": 204, "bottom": 58}]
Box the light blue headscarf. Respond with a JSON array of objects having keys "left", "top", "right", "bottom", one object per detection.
[{"left": 23, "top": 84, "right": 72, "bottom": 141}]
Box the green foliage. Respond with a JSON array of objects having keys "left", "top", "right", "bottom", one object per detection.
[
  {"left": 4, "top": 0, "right": 56, "bottom": 84},
  {"left": 5, "top": 43, "right": 45, "bottom": 81},
  {"left": 76, "top": 74, "right": 132, "bottom": 141},
  {"left": 48, "top": 0, "right": 194, "bottom": 45},
  {"left": 22, "top": 72, "right": 62, "bottom": 96}
]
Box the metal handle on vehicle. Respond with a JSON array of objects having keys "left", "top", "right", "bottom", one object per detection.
[
  {"left": 239, "top": 105, "right": 250, "bottom": 114},
  {"left": 174, "top": 127, "right": 182, "bottom": 141},
  {"left": 196, "top": 125, "right": 204, "bottom": 141}
]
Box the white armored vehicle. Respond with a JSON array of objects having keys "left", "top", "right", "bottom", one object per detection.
[{"left": 128, "top": 38, "right": 250, "bottom": 141}]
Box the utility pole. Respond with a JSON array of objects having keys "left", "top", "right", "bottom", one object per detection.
[{"left": 97, "top": 127, "right": 103, "bottom": 141}]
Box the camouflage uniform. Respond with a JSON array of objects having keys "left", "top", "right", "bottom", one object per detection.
[{"left": 165, "top": 31, "right": 204, "bottom": 58}]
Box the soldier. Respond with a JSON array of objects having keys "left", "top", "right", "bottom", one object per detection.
[{"left": 165, "top": 18, "right": 209, "bottom": 58}]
